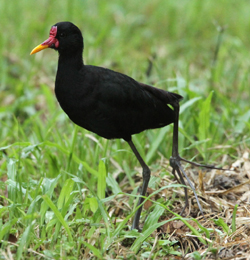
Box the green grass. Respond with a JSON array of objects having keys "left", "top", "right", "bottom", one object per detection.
[{"left": 1, "top": 0, "right": 250, "bottom": 259}]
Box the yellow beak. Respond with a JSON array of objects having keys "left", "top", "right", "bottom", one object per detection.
[{"left": 30, "top": 44, "right": 49, "bottom": 55}]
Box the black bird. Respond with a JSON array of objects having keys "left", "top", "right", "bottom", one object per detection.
[{"left": 31, "top": 22, "right": 212, "bottom": 230}]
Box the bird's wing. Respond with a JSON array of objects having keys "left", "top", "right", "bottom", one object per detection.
[
  {"left": 138, "top": 82, "right": 183, "bottom": 105},
  {"left": 79, "top": 66, "right": 181, "bottom": 139},
  {"left": 87, "top": 66, "right": 182, "bottom": 108}
]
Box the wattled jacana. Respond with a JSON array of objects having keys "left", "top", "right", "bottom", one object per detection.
[{"left": 31, "top": 22, "right": 215, "bottom": 230}]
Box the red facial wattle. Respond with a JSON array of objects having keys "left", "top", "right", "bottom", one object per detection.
[{"left": 30, "top": 26, "right": 59, "bottom": 55}]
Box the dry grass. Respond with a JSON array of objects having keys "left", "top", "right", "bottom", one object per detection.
[{"left": 103, "top": 149, "right": 250, "bottom": 259}]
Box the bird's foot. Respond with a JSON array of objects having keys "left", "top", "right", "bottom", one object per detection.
[
  {"left": 170, "top": 155, "right": 228, "bottom": 217},
  {"left": 170, "top": 154, "right": 229, "bottom": 217},
  {"left": 175, "top": 156, "right": 226, "bottom": 170},
  {"left": 170, "top": 155, "right": 205, "bottom": 217}
]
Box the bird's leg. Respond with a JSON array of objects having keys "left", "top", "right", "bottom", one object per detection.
[
  {"left": 170, "top": 102, "right": 205, "bottom": 217},
  {"left": 170, "top": 100, "right": 227, "bottom": 216},
  {"left": 171, "top": 102, "right": 225, "bottom": 169},
  {"left": 128, "top": 140, "right": 151, "bottom": 230}
]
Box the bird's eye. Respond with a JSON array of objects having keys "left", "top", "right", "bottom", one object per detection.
[{"left": 60, "top": 32, "right": 65, "bottom": 37}]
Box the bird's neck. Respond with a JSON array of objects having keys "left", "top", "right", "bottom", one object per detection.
[{"left": 58, "top": 51, "right": 84, "bottom": 71}]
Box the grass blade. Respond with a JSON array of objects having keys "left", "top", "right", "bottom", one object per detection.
[
  {"left": 198, "top": 91, "right": 213, "bottom": 160},
  {"left": 42, "top": 194, "right": 73, "bottom": 241},
  {"left": 82, "top": 241, "right": 102, "bottom": 259},
  {"left": 232, "top": 204, "right": 238, "bottom": 233},
  {"left": 146, "top": 127, "right": 169, "bottom": 163},
  {"left": 16, "top": 222, "right": 33, "bottom": 260},
  {"left": 97, "top": 159, "right": 107, "bottom": 199}
]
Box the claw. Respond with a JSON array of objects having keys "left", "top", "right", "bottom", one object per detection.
[{"left": 171, "top": 155, "right": 205, "bottom": 218}]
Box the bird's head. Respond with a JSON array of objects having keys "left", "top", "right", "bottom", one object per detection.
[{"left": 30, "top": 21, "right": 83, "bottom": 55}]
